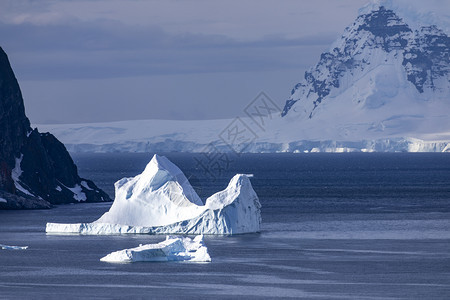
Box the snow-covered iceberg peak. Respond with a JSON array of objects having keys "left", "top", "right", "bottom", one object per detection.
[
  {"left": 139, "top": 154, "right": 203, "bottom": 206},
  {"left": 96, "top": 154, "right": 204, "bottom": 227},
  {"left": 47, "top": 155, "right": 262, "bottom": 235}
]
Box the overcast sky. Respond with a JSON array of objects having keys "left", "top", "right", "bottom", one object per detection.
[{"left": 1, "top": 0, "right": 448, "bottom": 124}]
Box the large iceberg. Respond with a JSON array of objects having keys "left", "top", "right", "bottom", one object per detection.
[
  {"left": 46, "top": 154, "right": 261, "bottom": 235},
  {"left": 100, "top": 235, "right": 211, "bottom": 263}
]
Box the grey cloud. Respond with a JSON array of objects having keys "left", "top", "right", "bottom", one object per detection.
[{"left": 1, "top": 19, "right": 335, "bottom": 80}]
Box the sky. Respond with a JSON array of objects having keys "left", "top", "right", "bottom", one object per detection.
[{"left": 1, "top": 0, "right": 448, "bottom": 124}]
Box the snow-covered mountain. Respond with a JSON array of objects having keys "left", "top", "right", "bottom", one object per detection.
[
  {"left": 281, "top": 6, "right": 449, "bottom": 118},
  {"left": 36, "top": 5, "right": 450, "bottom": 153}
]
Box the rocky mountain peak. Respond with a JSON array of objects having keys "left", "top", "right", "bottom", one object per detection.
[
  {"left": 358, "top": 6, "right": 411, "bottom": 41},
  {"left": 281, "top": 6, "right": 449, "bottom": 118},
  {"left": 0, "top": 46, "right": 111, "bottom": 209},
  {"left": 0, "top": 48, "right": 30, "bottom": 168},
  {"left": 403, "top": 25, "right": 450, "bottom": 93}
]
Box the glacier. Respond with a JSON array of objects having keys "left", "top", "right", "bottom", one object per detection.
[
  {"left": 100, "top": 235, "right": 211, "bottom": 263},
  {"left": 36, "top": 119, "right": 450, "bottom": 153},
  {"left": 46, "top": 154, "right": 262, "bottom": 235}
]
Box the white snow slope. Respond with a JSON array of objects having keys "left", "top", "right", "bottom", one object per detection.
[
  {"left": 35, "top": 114, "right": 450, "bottom": 153},
  {"left": 100, "top": 235, "right": 211, "bottom": 263},
  {"left": 46, "top": 154, "right": 262, "bottom": 235}
]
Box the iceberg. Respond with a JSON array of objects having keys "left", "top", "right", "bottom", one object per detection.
[
  {"left": 46, "top": 154, "right": 261, "bottom": 235},
  {"left": 100, "top": 235, "right": 211, "bottom": 263},
  {"left": 1, "top": 244, "right": 28, "bottom": 250}
]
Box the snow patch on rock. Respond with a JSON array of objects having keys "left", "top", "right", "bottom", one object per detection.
[
  {"left": 65, "top": 184, "right": 87, "bottom": 202},
  {"left": 81, "top": 181, "right": 93, "bottom": 191},
  {"left": 11, "top": 154, "right": 35, "bottom": 197}
]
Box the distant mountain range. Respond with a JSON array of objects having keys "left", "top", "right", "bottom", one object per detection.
[{"left": 37, "top": 5, "right": 450, "bottom": 153}]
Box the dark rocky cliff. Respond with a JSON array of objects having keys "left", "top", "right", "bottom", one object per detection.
[{"left": 0, "top": 47, "right": 111, "bottom": 209}]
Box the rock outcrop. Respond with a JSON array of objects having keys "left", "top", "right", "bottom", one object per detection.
[{"left": 0, "top": 47, "right": 111, "bottom": 209}]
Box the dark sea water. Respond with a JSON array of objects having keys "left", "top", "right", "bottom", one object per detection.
[{"left": 1, "top": 153, "right": 450, "bottom": 299}]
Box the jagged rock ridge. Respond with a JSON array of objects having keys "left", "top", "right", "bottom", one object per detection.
[
  {"left": 403, "top": 25, "right": 450, "bottom": 93},
  {"left": 0, "top": 47, "right": 111, "bottom": 209},
  {"left": 282, "top": 6, "right": 450, "bottom": 118}
]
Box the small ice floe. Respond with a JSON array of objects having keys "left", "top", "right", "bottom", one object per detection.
[
  {"left": 1, "top": 244, "right": 28, "bottom": 250},
  {"left": 100, "top": 235, "right": 211, "bottom": 263}
]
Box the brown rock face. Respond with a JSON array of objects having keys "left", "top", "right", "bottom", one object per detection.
[{"left": 0, "top": 47, "right": 111, "bottom": 209}]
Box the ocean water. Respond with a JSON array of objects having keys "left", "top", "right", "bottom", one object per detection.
[{"left": 1, "top": 153, "right": 450, "bottom": 299}]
